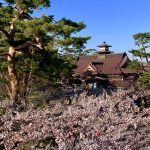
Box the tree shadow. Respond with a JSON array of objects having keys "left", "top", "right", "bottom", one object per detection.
[
  {"left": 41, "top": 84, "right": 117, "bottom": 105},
  {"left": 85, "top": 85, "right": 117, "bottom": 97}
]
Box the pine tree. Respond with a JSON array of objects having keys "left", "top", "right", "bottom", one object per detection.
[
  {"left": 0, "top": 0, "right": 90, "bottom": 109},
  {"left": 129, "top": 32, "right": 150, "bottom": 89}
]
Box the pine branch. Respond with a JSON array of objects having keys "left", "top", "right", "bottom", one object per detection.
[
  {"left": 0, "top": 28, "right": 10, "bottom": 39},
  {"left": 34, "top": 37, "right": 43, "bottom": 49},
  {"left": 0, "top": 24, "right": 15, "bottom": 41},
  {"left": 14, "top": 41, "right": 32, "bottom": 50},
  {"left": 0, "top": 53, "right": 11, "bottom": 57},
  {"left": 14, "top": 38, "right": 43, "bottom": 51},
  {"left": 14, "top": 5, "right": 32, "bottom": 20},
  {"left": 9, "top": 22, "right": 16, "bottom": 40}
]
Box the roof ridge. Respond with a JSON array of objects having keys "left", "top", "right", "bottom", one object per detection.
[{"left": 107, "top": 52, "right": 125, "bottom": 55}]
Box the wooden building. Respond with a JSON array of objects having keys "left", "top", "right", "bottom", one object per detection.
[{"left": 72, "top": 42, "right": 139, "bottom": 88}]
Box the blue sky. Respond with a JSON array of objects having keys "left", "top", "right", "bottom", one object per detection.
[
  {"left": 41, "top": 0, "right": 150, "bottom": 57},
  {"left": 2, "top": 0, "right": 150, "bottom": 56}
]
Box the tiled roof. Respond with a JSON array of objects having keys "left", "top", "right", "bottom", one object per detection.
[
  {"left": 121, "top": 68, "right": 140, "bottom": 74},
  {"left": 102, "top": 53, "right": 126, "bottom": 74},
  {"left": 74, "top": 53, "right": 133, "bottom": 76},
  {"left": 74, "top": 55, "right": 98, "bottom": 76}
]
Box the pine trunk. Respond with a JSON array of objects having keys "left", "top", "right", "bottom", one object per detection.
[{"left": 7, "top": 47, "right": 20, "bottom": 106}]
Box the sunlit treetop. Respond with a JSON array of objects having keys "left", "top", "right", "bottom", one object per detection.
[{"left": 3, "top": 0, "right": 50, "bottom": 13}]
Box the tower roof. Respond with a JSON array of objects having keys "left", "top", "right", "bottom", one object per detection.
[{"left": 97, "top": 42, "right": 112, "bottom": 48}]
